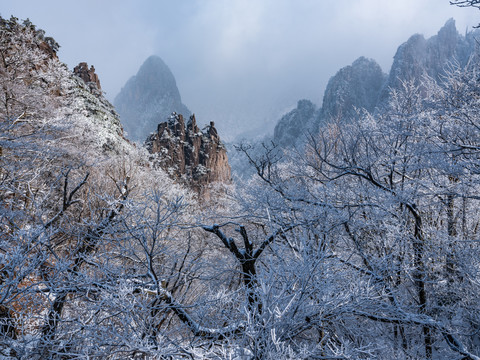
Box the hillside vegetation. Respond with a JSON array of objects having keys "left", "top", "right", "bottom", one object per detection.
[{"left": 1, "top": 15, "right": 480, "bottom": 360}]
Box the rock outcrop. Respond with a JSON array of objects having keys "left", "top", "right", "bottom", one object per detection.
[
  {"left": 270, "top": 58, "right": 385, "bottom": 149},
  {"left": 273, "top": 100, "right": 317, "bottom": 148},
  {"left": 146, "top": 113, "right": 230, "bottom": 192},
  {"left": 74, "top": 62, "right": 101, "bottom": 92},
  {"left": 268, "top": 19, "right": 479, "bottom": 154},
  {"left": 379, "top": 18, "right": 476, "bottom": 102},
  {"left": 322, "top": 56, "right": 386, "bottom": 121},
  {"left": 114, "top": 55, "right": 190, "bottom": 142}
]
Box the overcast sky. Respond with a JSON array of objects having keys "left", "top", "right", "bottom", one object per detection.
[{"left": 2, "top": 1, "right": 480, "bottom": 139}]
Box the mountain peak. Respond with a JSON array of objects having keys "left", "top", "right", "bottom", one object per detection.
[
  {"left": 137, "top": 55, "right": 176, "bottom": 86},
  {"left": 114, "top": 55, "right": 190, "bottom": 142},
  {"left": 321, "top": 56, "right": 385, "bottom": 120},
  {"left": 378, "top": 18, "right": 467, "bottom": 103},
  {"left": 438, "top": 18, "right": 457, "bottom": 38},
  {"left": 143, "top": 54, "right": 167, "bottom": 66},
  {"left": 273, "top": 99, "right": 317, "bottom": 148}
]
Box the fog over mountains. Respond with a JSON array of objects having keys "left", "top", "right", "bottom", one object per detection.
[
  {"left": 4, "top": 0, "right": 478, "bottom": 144},
  {"left": 5, "top": 8, "right": 480, "bottom": 358},
  {"left": 113, "top": 19, "right": 478, "bottom": 152},
  {"left": 271, "top": 19, "right": 480, "bottom": 149},
  {"left": 114, "top": 55, "right": 190, "bottom": 142}
]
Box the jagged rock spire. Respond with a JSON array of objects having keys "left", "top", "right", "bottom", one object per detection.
[{"left": 146, "top": 113, "right": 231, "bottom": 194}]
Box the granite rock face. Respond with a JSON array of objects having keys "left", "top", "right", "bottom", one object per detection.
[
  {"left": 273, "top": 100, "right": 317, "bottom": 148},
  {"left": 146, "top": 113, "right": 230, "bottom": 192},
  {"left": 73, "top": 62, "right": 101, "bottom": 93},
  {"left": 271, "top": 58, "right": 385, "bottom": 148},
  {"left": 114, "top": 56, "right": 190, "bottom": 142},
  {"left": 322, "top": 56, "right": 386, "bottom": 121},
  {"left": 269, "top": 19, "right": 478, "bottom": 152},
  {"left": 380, "top": 18, "right": 476, "bottom": 102},
  {"left": 270, "top": 58, "right": 384, "bottom": 149}
]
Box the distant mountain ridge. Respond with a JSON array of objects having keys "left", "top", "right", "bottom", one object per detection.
[
  {"left": 377, "top": 18, "right": 476, "bottom": 105},
  {"left": 272, "top": 56, "right": 386, "bottom": 149},
  {"left": 114, "top": 55, "right": 190, "bottom": 142},
  {"left": 271, "top": 19, "right": 479, "bottom": 150},
  {"left": 273, "top": 100, "right": 317, "bottom": 148},
  {"left": 321, "top": 56, "right": 386, "bottom": 121}
]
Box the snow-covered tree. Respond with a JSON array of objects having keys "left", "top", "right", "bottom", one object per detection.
[
  {"left": 3, "top": 14, "right": 480, "bottom": 360},
  {"left": 235, "top": 65, "right": 480, "bottom": 358}
]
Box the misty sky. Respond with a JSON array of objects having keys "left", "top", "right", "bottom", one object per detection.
[{"left": 3, "top": 1, "right": 480, "bottom": 140}]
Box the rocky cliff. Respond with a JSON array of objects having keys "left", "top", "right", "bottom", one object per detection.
[
  {"left": 268, "top": 19, "right": 478, "bottom": 151},
  {"left": 146, "top": 113, "right": 231, "bottom": 192},
  {"left": 322, "top": 56, "right": 386, "bottom": 121},
  {"left": 74, "top": 62, "right": 102, "bottom": 93},
  {"left": 271, "top": 57, "right": 385, "bottom": 149},
  {"left": 273, "top": 100, "right": 317, "bottom": 147},
  {"left": 114, "top": 55, "right": 190, "bottom": 142},
  {"left": 380, "top": 18, "right": 476, "bottom": 102}
]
